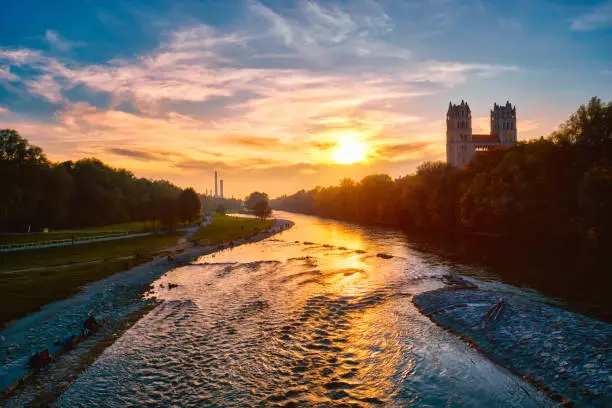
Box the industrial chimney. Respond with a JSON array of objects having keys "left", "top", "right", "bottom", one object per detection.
[
  {"left": 214, "top": 171, "right": 218, "bottom": 198},
  {"left": 220, "top": 180, "right": 224, "bottom": 199}
]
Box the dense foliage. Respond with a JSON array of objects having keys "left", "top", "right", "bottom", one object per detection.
[
  {"left": 0, "top": 129, "right": 201, "bottom": 231},
  {"left": 253, "top": 200, "right": 272, "bottom": 220},
  {"left": 244, "top": 191, "right": 272, "bottom": 219},
  {"left": 273, "top": 97, "right": 612, "bottom": 250},
  {"left": 245, "top": 191, "right": 269, "bottom": 211}
]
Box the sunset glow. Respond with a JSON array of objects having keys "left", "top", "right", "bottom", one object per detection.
[
  {"left": 0, "top": 0, "right": 610, "bottom": 197},
  {"left": 332, "top": 139, "right": 368, "bottom": 164}
]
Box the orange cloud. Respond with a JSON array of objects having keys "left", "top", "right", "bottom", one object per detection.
[{"left": 0, "top": 1, "right": 524, "bottom": 197}]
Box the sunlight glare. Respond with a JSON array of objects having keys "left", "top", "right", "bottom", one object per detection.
[{"left": 332, "top": 139, "right": 368, "bottom": 164}]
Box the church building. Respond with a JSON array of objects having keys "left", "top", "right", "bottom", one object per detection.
[{"left": 446, "top": 100, "right": 517, "bottom": 168}]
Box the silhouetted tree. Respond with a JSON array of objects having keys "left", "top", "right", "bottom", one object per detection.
[
  {"left": 158, "top": 197, "right": 180, "bottom": 230},
  {"left": 253, "top": 200, "right": 272, "bottom": 220},
  {"left": 245, "top": 191, "right": 269, "bottom": 211},
  {"left": 273, "top": 97, "right": 612, "bottom": 252},
  {"left": 0, "top": 129, "right": 47, "bottom": 163},
  {"left": 178, "top": 187, "right": 201, "bottom": 223},
  {"left": 216, "top": 204, "right": 226, "bottom": 215},
  {"left": 0, "top": 129, "right": 184, "bottom": 231}
]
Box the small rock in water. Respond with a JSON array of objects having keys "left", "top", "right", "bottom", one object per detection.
[{"left": 376, "top": 253, "right": 393, "bottom": 259}]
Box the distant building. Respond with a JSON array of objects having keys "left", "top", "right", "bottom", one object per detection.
[{"left": 446, "top": 100, "right": 517, "bottom": 168}]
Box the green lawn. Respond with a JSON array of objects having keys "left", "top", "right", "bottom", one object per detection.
[
  {"left": 0, "top": 231, "right": 184, "bottom": 326},
  {"left": 0, "top": 257, "right": 152, "bottom": 327},
  {"left": 189, "top": 214, "right": 274, "bottom": 245},
  {"left": 68, "top": 220, "right": 160, "bottom": 233},
  {"left": 0, "top": 231, "right": 106, "bottom": 245},
  {"left": 0, "top": 232, "right": 183, "bottom": 271},
  {"left": 0, "top": 221, "right": 161, "bottom": 246}
]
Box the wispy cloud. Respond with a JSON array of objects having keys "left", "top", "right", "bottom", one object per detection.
[
  {"left": 249, "top": 0, "right": 407, "bottom": 62},
  {"left": 25, "top": 74, "right": 64, "bottom": 103},
  {"left": 373, "top": 142, "right": 432, "bottom": 161},
  {"left": 44, "top": 30, "right": 83, "bottom": 51},
  {"left": 107, "top": 148, "right": 160, "bottom": 161},
  {"left": 571, "top": 1, "right": 612, "bottom": 31},
  {"left": 0, "top": 65, "right": 18, "bottom": 81},
  {"left": 0, "top": 0, "right": 525, "bottom": 196}
]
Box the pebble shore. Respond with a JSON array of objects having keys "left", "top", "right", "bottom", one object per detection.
[
  {"left": 414, "top": 287, "right": 612, "bottom": 406},
  {"left": 0, "top": 219, "right": 293, "bottom": 405}
]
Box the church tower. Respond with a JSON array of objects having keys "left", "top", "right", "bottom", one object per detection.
[
  {"left": 446, "top": 100, "right": 473, "bottom": 168},
  {"left": 490, "top": 101, "right": 517, "bottom": 145}
]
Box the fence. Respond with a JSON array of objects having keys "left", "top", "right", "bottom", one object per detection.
[{"left": 0, "top": 231, "right": 133, "bottom": 252}]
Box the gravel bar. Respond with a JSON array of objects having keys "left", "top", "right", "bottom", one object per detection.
[{"left": 413, "top": 288, "right": 611, "bottom": 406}]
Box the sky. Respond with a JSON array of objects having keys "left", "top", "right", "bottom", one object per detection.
[{"left": 1, "top": 0, "right": 612, "bottom": 198}]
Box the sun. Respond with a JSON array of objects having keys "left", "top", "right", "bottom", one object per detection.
[{"left": 332, "top": 139, "right": 368, "bottom": 164}]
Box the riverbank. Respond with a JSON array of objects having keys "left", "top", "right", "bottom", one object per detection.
[
  {"left": 0, "top": 218, "right": 293, "bottom": 405},
  {"left": 413, "top": 287, "right": 612, "bottom": 406},
  {"left": 0, "top": 231, "right": 185, "bottom": 327}
]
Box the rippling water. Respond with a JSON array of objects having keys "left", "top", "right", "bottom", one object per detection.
[{"left": 57, "top": 212, "right": 553, "bottom": 407}]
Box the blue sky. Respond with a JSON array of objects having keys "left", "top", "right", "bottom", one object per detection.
[{"left": 1, "top": 0, "right": 611, "bottom": 196}]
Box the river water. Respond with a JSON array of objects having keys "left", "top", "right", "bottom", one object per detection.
[{"left": 57, "top": 211, "right": 554, "bottom": 407}]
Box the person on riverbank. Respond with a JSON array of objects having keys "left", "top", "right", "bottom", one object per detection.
[
  {"left": 84, "top": 314, "right": 101, "bottom": 333},
  {"left": 27, "top": 348, "right": 50, "bottom": 370}
]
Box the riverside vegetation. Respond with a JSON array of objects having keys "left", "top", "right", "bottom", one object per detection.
[
  {"left": 274, "top": 98, "right": 612, "bottom": 251},
  {"left": 273, "top": 97, "right": 612, "bottom": 320},
  {"left": 0, "top": 129, "right": 201, "bottom": 232}
]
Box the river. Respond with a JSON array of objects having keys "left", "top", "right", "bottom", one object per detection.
[{"left": 56, "top": 211, "right": 555, "bottom": 407}]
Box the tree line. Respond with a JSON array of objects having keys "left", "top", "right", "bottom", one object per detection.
[
  {"left": 273, "top": 97, "right": 612, "bottom": 251},
  {"left": 0, "top": 129, "right": 201, "bottom": 231}
]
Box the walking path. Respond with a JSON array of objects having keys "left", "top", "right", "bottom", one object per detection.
[{"left": 0, "top": 220, "right": 209, "bottom": 253}]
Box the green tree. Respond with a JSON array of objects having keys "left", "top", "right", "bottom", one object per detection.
[
  {"left": 158, "top": 197, "right": 180, "bottom": 230},
  {"left": 553, "top": 97, "right": 612, "bottom": 147},
  {"left": 0, "top": 129, "right": 47, "bottom": 164},
  {"left": 178, "top": 187, "right": 201, "bottom": 223},
  {"left": 245, "top": 191, "right": 269, "bottom": 211},
  {"left": 253, "top": 200, "right": 272, "bottom": 220}
]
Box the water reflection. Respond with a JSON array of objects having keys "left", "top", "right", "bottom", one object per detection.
[{"left": 57, "top": 211, "right": 552, "bottom": 407}]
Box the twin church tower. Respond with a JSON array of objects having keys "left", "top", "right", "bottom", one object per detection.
[{"left": 446, "top": 100, "right": 517, "bottom": 167}]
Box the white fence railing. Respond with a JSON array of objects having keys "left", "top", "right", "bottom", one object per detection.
[{"left": 0, "top": 231, "right": 134, "bottom": 252}]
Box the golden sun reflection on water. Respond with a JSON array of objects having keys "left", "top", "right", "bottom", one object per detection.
[{"left": 57, "top": 212, "right": 552, "bottom": 407}]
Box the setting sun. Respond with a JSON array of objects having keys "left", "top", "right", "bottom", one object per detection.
[{"left": 332, "top": 139, "right": 368, "bottom": 164}]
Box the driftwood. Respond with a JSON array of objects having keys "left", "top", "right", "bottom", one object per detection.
[{"left": 483, "top": 298, "right": 505, "bottom": 324}]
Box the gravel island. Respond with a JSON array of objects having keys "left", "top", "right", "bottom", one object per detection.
[{"left": 414, "top": 288, "right": 611, "bottom": 406}]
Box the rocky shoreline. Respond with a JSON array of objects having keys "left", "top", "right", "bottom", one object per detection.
[
  {"left": 0, "top": 219, "right": 293, "bottom": 406},
  {"left": 413, "top": 287, "right": 612, "bottom": 406}
]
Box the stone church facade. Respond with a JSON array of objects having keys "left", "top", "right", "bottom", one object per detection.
[{"left": 446, "top": 100, "right": 517, "bottom": 168}]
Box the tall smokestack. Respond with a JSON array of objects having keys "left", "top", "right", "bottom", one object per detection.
[
  {"left": 214, "top": 171, "right": 218, "bottom": 198},
  {"left": 220, "top": 180, "right": 224, "bottom": 199}
]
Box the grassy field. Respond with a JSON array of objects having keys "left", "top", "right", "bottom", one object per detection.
[
  {"left": 0, "top": 257, "right": 151, "bottom": 327},
  {"left": 189, "top": 214, "right": 274, "bottom": 245},
  {"left": 0, "top": 221, "right": 161, "bottom": 245},
  {"left": 0, "top": 215, "right": 270, "bottom": 326},
  {"left": 67, "top": 220, "right": 160, "bottom": 233},
  {"left": 0, "top": 232, "right": 183, "bottom": 326},
  {"left": 0, "top": 232, "right": 183, "bottom": 271}
]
